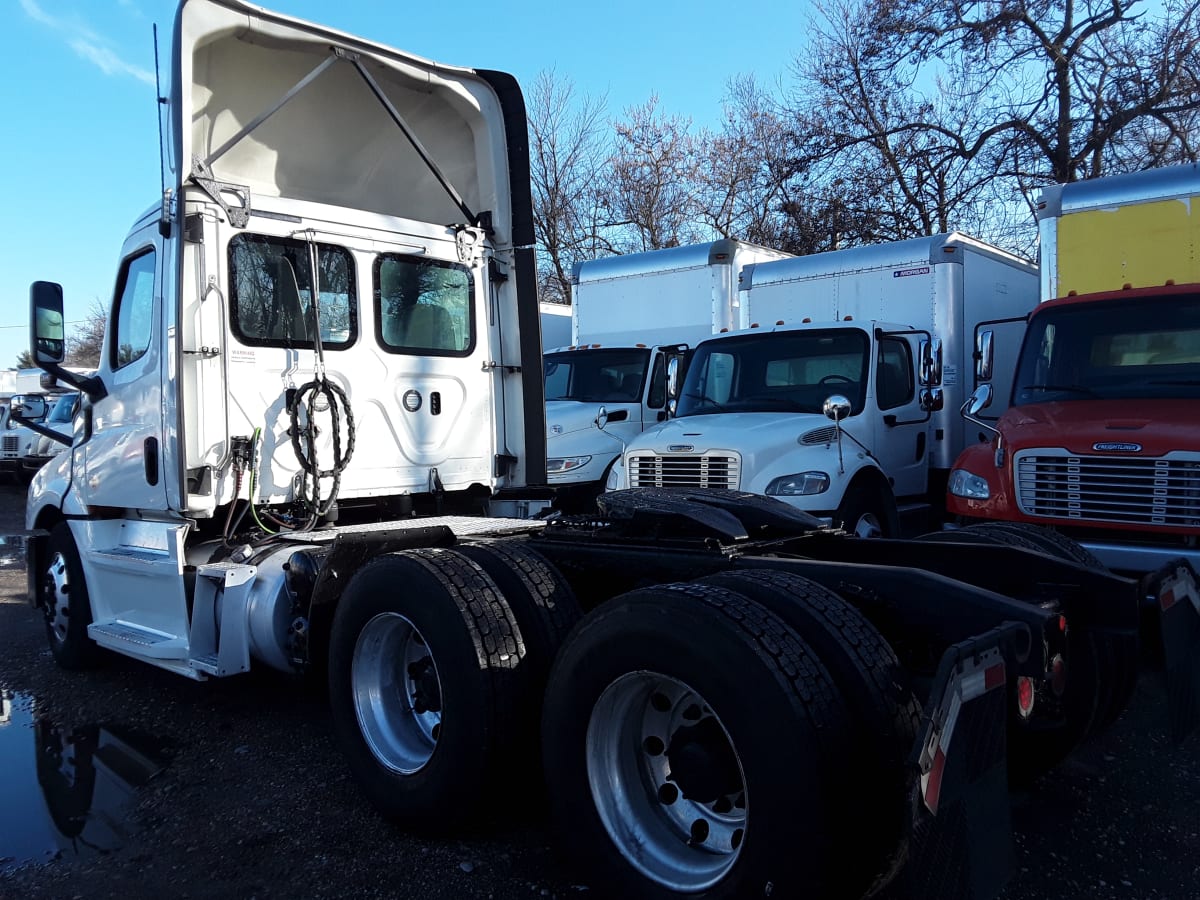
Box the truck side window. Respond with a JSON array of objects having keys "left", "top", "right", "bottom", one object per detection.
[
  {"left": 647, "top": 354, "right": 666, "bottom": 408},
  {"left": 228, "top": 234, "right": 357, "bottom": 349},
  {"left": 876, "top": 338, "right": 914, "bottom": 410},
  {"left": 375, "top": 255, "right": 473, "bottom": 356},
  {"left": 111, "top": 249, "right": 156, "bottom": 370}
]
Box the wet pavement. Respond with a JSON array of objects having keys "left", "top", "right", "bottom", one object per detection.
[{"left": 0, "top": 690, "right": 171, "bottom": 872}]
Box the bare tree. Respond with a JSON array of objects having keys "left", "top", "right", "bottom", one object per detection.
[
  {"left": 67, "top": 299, "right": 107, "bottom": 368},
  {"left": 694, "top": 76, "right": 797, "bottom": 247},
  {"left": 527, "top": 70, "right": 611, "bottom": 304},
  {"left": 855, "top": 0, "right": 1200, "bottom": 185},
  {"left": 603, "top": 96, "right": 707, "bottom": 252}
]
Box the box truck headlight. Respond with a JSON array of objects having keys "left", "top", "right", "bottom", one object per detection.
[
  {"left": 949, "top": 468, "right": 990, "bottom": 500},
  {"left": 765, "top": 471, "right": 829, "bottom": 496},
  {"left": 547, "top": 455, "right": 592, "bottom": 474}
]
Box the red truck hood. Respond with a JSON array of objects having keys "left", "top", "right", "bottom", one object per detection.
[{"left": 1001, "top": 399, "right": 1197, "bottom": 456}]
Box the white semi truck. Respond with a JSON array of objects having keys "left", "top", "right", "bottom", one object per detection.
[
  {"left": 610, "top": 233, "right": 1038, "bottom": 537},
  {"left": 543, "top": 240, "right": 789, "bottom": 510},
  {"left": 21, "top": 3, "right": 1198, "bottom": 899}
]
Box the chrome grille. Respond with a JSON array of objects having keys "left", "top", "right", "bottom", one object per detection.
[
  {"left": 1, "top": 435, "right": 16, "bottom": 454},
  {"left": 628, "top": 454, "right": 740, "bottom": 490},
  {"left": 1014, "top": 450, "right": 1200, "bottom": 528}
]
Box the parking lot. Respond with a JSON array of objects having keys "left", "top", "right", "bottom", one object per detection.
[{"left": 0, "top": 479, "right": 1197, "bottom": 900}]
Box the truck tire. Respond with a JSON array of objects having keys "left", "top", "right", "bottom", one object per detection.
[
  {"left": 697, "top": 569, "right": 920, "bottom": 895},
  {"left": 541, "top": 582, "right": 852, "bottom": 899},
  {"left": 449, "top": 540, "right": 582, "bottom": 772},
  {"left": 452, "top": 540, "right": 581, "bottom": 661},
  {"left": 41, "top": 522, "right": 103, "bottom": 670},
  {"left": 327, "top": 548, "right": 524, "bottom": 831},
  {"left": 834, "top": 481, "right": 893, "bottom": 538},
  {"left": 960, "top": 522, "right": 1108, "bottom": 571}
]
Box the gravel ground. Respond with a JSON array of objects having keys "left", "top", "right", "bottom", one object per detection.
[{"left": 0, "top": 480, "right": 1196, "bottom": 900}]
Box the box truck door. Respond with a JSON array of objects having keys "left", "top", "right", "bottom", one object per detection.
[{"left": 81, "top": 223, "right": 168, "bottom": 511}]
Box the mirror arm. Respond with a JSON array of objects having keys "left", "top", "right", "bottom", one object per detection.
[
  {"left": 959, "top": 398, "right": 1000, "bottom": 439},
  {"left": 39, "top": 361, "right": 107, "bottom": 403},
  {"left": 9, "top": 414, "right": 72, "bottom": 447}
]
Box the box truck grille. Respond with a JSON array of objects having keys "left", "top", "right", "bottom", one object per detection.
[
  {"left": 628, "top": 454, "right": 740, "bottom": 490},
  {"left": 1, "top": 435, "right": 17, "bottom": 454},
  {"left": 1014, "top": 450, "right": 1200, "bottom": 528}
]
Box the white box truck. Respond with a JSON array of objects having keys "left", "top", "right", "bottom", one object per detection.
[
  {"left": 610, "top": 233, "right": 1038, "bottom": 536},
  {"left": 19, "top": 5, "right": 1197, "bottom": 900},
  {"left": 544, "top": 240, "right": 791, "bottom": 510}
]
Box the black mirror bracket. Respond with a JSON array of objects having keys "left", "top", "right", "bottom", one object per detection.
[{"left": 41, "top": 362, "right": 107, "bottom": 404}]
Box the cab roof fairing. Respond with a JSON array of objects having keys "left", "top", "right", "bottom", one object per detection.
[{"left": 170, "top": 0, "right": 522, "bottom": 248}]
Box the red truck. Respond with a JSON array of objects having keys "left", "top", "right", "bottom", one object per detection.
[{"left": 947, "top": 163, "right": 1200, "bottom": 576}]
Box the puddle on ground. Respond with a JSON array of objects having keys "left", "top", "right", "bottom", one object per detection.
[
  {"left": 0, "top": 690, "right": 173, "bottom": 872},
  {"left": 0, "top": 535, "right": 27, "bottom": 571}
]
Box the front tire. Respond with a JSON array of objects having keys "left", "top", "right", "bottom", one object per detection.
[
  {"left": 42, "top": 522, "right": 102, "bottom": 670},
  {"left": 834, "top": 481, "right": 893, "bottom": 538}
]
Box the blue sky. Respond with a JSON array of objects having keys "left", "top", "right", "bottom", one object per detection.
[{"left": 3, "top": 0, "right": 811, "bottom": 369}]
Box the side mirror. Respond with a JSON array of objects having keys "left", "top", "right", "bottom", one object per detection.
[
  {"left": 966, "top": 383, "right": 993, "bottom": 417},
  {"left": 975, "top": 330, "right": 994, "bottom": 381},
  {"left": 919, "top": 337, "right": 943, "bottom": 387},
  {"left": 11, "top": 395, "right": 48, "bottom": 421},
  {"left": 666, "top": 357, "right": 680, "bottom": 401},
  {"left": 31, "top": 281, "right": 66, "bottom": 365},
  {"left": 920, "top": 388, "right": 945, "bottom": 412},
  {"left": 822, "top": 394, "right": 852, "bottom": 422},
  {"left": 595, "top": 405, "right": 609, "bottom": 430}
]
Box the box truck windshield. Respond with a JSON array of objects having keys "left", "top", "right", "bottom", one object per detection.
[
  {"left": 678, "top": 329, "right": 870, "bottom": 417},
  {"left": 1013, "top": 293, "right": 1200, "bottom": 406}
]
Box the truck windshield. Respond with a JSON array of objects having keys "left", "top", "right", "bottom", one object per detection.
[
  {"left": 47, "top": 395, "right": 78, "bottom": 424},
  {"left": 544, "top": 348, "right": 650, "bottom": 402},
  {"left": 676, "top": 329, "right": 869, "bottom": 417},
  {"left": 1013, "top": 293, "right": 1200, "bottom": 405}
]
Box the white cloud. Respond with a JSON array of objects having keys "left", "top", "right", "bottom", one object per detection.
[{"left": 20, "top": 0, "right": 155, "bottom": 86}]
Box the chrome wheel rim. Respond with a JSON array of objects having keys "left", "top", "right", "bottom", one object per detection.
[
  {"left": 586, "top": 671, "right": 747, "bottom": 892},
  {"left": 43, "top": 551, "right": 70, "bottom": 646},
  {"left": 851, "top": 511, "right": 883, "bottom": 538},
  {"left": 352, "top": 612, "right": 442, "bottom": 774}
]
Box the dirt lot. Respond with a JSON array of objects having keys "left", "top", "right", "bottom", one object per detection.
[{"left": 0, "top": 480, "right": 1197, "bottom": 899}]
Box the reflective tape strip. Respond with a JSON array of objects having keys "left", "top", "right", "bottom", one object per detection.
[
  {"left": 920, "top": 650, "right": 1007, "bottom": 815},
  {"left": 1160, "top": 566, "right": 1200, "bottom": 614}
]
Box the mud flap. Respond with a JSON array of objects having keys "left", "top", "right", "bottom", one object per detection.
[
  {"left": 893, "top": 624, "right": 1024, "bottom": 900},
  {"left": 1155, "top": 560, "right": 1200, "bottom": 743}
]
